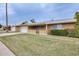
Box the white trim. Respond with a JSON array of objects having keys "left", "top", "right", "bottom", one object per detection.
[{"left": 53, "top": 24, "right": 63, "bottom": 30}]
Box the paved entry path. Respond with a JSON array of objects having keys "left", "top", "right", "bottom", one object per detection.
[
  {"left": 0, "top": 32, "right": 23, "bottom": 56},
  {"left": 0, "top": 41, "right": 15, "bottom": 56}
]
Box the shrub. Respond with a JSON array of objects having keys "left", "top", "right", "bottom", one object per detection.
[
  {"left": 67, "top": 29, "right": 75, "bottom": 37},
  {"left": 0, "top": 24, "right": 2, "bottom": 28},
  {"left": 49, "top": 30, "right": 69, "bottom": 36},
  {"left": 49, "top": 29, "right": 79, "bottom": 38},
  {"left": 74, "top": 12, "right": 79, "bottom": 38}
]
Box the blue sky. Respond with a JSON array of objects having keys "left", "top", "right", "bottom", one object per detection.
[{"left": 0, "top": 3, "right": 79, "bottom": 25}]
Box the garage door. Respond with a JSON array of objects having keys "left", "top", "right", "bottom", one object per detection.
[
  {"left": 11, "top": 27, "right": 16, "bottom": 31},
  {"left": 20, "top": 27, "right": 28, "bottom": 33}
]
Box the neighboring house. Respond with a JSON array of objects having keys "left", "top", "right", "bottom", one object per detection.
[{"left": 11, "top": 19, "right": 76, "bottom": 35}]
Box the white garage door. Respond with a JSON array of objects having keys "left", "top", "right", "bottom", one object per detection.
[
  {"left": 20, "top": 27, "right": 28, "bottom": 33},
  {"left": 11, "top": 27, "right": 16, "bottom": 31}
]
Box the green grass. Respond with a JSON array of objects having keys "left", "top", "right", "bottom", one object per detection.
[{"left": 0, "top": 33, "right": 79, "bottom": 56}]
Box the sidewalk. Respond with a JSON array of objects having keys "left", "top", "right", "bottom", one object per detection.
[
  {"left": 0, "top": 32, "right": 23, "bottom": 37},
  {"left": 0, "top": 41, "right": 15, "bottom": 56}
]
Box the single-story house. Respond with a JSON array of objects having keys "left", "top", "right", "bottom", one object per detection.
[{"left": 11, "top": 19, "right": 77, "bottom": 35}]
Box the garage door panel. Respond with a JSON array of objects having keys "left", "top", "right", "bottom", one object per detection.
[
  {"left": 11, "top": 27, "right": 15, "bottom": 31},
  {"left": 20, "top": 27, "right": 28, "bottom": 33}
]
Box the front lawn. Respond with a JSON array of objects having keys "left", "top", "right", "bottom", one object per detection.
[{"left": 0, "top": 33, "right": 79, "bottom": 56}]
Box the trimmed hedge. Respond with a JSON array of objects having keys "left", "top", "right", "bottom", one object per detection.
[
  {"left": 49, "top": 30, "right": 69, "bottom": 36},
  {"left": 48, "top": 29, "right": 79, "bottom": 38}
]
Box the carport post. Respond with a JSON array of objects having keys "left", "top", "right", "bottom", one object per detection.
[{"left": 46, "top": 24, "right": 48, "bottom": 34}]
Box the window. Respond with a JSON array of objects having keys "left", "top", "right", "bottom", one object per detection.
[{"left": 53, "top": 24, "right": 63, "bottom": 30}]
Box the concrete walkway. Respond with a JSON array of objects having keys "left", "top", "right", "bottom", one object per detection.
[
  {"left": 0, "top": 32, "right": 23, "bottom": 56},
  {"left": 0, "top": 41, "right": 15, "bottom": 56}
]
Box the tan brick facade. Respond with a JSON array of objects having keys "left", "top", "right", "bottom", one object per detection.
[
  {"left": 15, "top": 22, "right": 76, "bottom": 34},
  {"left": 15, "top": 26, "right": 20, "bottom": 32},
  {"left": 28, "top": 26, "right": 47, "bottom": 34}
]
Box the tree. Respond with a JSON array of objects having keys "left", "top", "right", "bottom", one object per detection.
[
  {"left": 0, "top": 24, "right": 2, "bottom": 28},
  {"left": 22, "top": 21, "right": 28, "bottom": 24},
  {"left": 8, "top": 25, "right": 11, "bottom": 30},
  {"left": 74, "top": 12, "right": 79, "bottom": 37},
  {"left": 30, "top": 19, "right": 36, "bottom": 23},
  {"left": 3, "top": 25, "right": 11, "bottom": 31}
]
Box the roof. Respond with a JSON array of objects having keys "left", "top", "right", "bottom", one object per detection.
[
  {"left": 47, "top": 19, "right": 76, "bottom": 24},
  {"left": 15, "top": 19, "right": 77, "bottom": 27}
]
